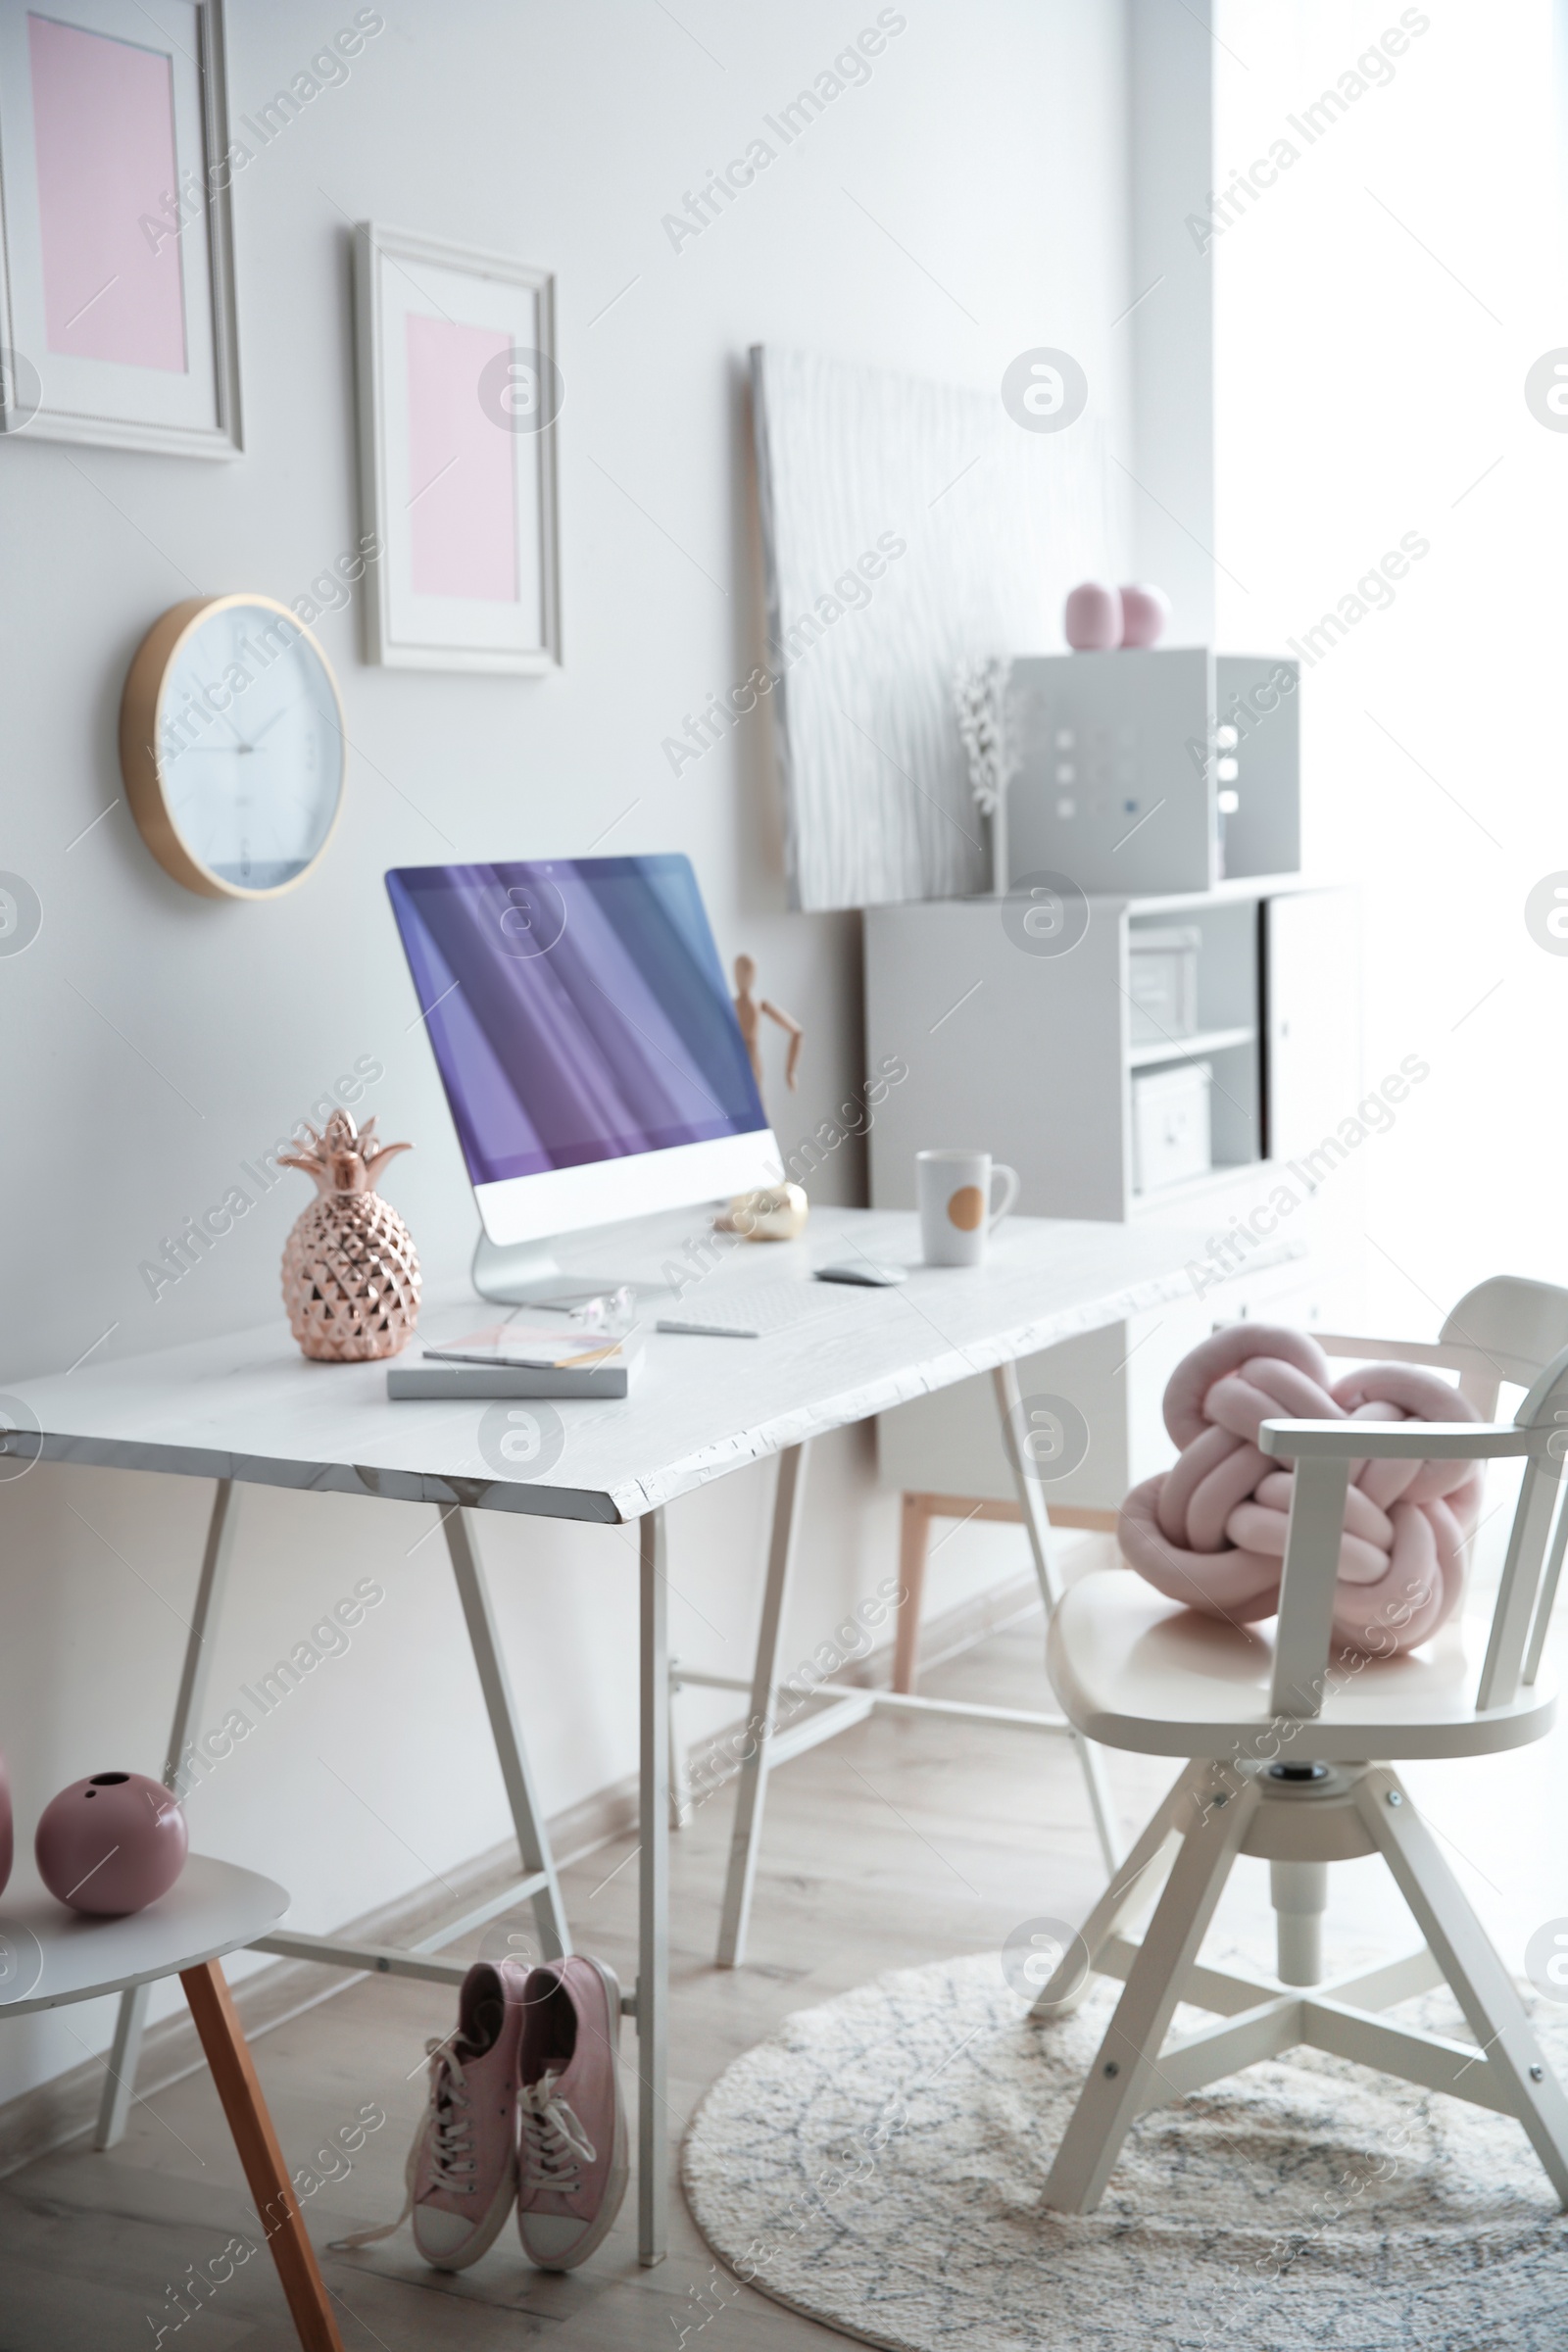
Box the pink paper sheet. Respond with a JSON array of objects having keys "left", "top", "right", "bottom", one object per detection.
[
  {"left": 406, "top": 314, "right": 519, "bottom": 603},
  {"left": 28, "top": 14, "right": 187, "bottom": 371}
]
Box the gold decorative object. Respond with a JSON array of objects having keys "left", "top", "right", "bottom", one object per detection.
[
  {"left": 733, "top": 955, "right": 803, "bottom": 1092},
  {"left": 278, "top": 1110, "right": 421, "bottom": 1361},
  {"left": 715, "top": 1183, "right": 809, "bottom": 1243}
]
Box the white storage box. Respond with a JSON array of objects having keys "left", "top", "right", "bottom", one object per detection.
[
  {"left": 1131, "top": 1060, "right": 1211, "bottom": 1193},
  {"left": 1127, "top": 925, "right": 1200, "bottom": 1046},
  {"left": 1004, "top": 649, "right": 1301, "bottom": 895}
]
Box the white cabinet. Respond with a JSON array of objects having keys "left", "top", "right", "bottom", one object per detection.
[{"left": 865, "top": 877, "right": 1362, "bottom": 1510}]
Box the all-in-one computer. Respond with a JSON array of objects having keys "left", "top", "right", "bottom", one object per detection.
[{"left": 386, "top": 854, "right": 785, "bottom": 1303}]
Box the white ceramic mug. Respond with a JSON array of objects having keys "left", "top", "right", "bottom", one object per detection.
[{"left": 916, "top": 1150, "right": 1020, "bottom": 1267}]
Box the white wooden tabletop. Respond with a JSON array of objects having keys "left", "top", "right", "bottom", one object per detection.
[
  {"left": 0, "top": 1855, "right": 288, "bottom": 2016},
  {"left": 6, "top": 1208, "right": 1290, "bottom": 1524}
]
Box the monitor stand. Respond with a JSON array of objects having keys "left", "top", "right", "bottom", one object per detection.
[{"left": 470, "top": 1228, "right": 661, "bottom": 1309}]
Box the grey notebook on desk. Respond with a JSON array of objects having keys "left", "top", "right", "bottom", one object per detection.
[
  {"left": 387, "top": 1358, "right": 637, "bottom": 1399},
  {"left": 387, "top": 1320, "right": 644, "bottom": 1400}
]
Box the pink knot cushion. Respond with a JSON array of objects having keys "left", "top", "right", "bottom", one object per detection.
[{"left": 1118, "top": 1324, "right": 1483, "bottom": 1655}]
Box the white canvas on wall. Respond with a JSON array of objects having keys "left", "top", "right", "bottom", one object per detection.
[
  {"left": 355, "top": 221, "right": 561, "bottom": 673},
  {"left": 751, "top": 344, "right": 1116, "bottom": 912}
]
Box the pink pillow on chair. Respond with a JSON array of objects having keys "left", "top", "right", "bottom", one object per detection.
[{"left": 1117, "top": 1324, "right": 1483, "bottom": 1655}]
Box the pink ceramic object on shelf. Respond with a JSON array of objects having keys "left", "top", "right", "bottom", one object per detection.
[
  {"left": 35, "top": 1771, "right": 188, "bottom": 1915},
  {"left": 1063, "top": 581, "right": 1123, "bottom": 651},
  {"left": 1118, "top": 582, "right": 1172, "bottom": 648},
  {"left": 0, "top": 1751, "right": 11, "bottom": 1897}
]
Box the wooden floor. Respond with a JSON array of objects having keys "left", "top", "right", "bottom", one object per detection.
[{"left": 4, "top": 1562, "right": 1566, "bottom": 2351}]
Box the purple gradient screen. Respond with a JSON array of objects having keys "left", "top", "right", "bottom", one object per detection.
[{"left": 385, "top": 858, "right": 767, "bottom": 1186}]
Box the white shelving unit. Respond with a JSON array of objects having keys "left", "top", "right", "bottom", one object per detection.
[
  {"left": 864, "top": 874, "right": 1363, "bottom": 1513},
  {"left": 1127, "top": 1024, "right": 1254, "bottom": 1068}
]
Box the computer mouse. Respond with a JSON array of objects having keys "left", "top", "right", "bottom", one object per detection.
[{"left": 814, "top": 1261, "right": 907, "bottom": 1287}]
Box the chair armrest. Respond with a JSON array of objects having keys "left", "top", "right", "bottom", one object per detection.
[
  {"left": 1313, "top": 1332, "right": 1506, "bottom": 1379},
  {"left": 1258, "top": 1417, "right": 1530, "bottom": 1461}
]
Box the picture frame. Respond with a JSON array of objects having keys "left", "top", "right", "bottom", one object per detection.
[
  {"left": 353, "top": 221, "right": 562, "bottom": 675},
  {"left": 0, "top": 0, "right": 242, "bottom": 459}
]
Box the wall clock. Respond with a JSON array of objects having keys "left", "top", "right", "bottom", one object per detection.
[{"left": 120, "top": 595, "right": 346, "bottom": 900}]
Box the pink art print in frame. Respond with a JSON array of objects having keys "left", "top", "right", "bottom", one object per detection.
[
  {"left": 405, "top": 315, "right": 519, "bottom": 604},
  {"left": 28, "top": 15, "right": 188, "bottom": 372},
  {"left": 355, "top": 220, "right": 560, "bottom": 673},
  {"left": 0, "top": 0, "right": 241, "bottom": 456}
]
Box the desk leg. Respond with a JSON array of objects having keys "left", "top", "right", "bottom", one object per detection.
[
  {"left": 638, "top": 1508, "right": 669, "bottom": 2267},
  {"left": 444, "top": 1508, "right": 570, "bottom": 1963},
  {"left": 715, "top": 1442, "right": 810, "bottom": 1969},
  {"left": 97, "top": 1479, "right": 243, "bottom": 2150},
  {"left": 180, "top": 1959, "right": 344, "bottom": 2352},
  {"left": 991, "top": 1365, "right": 1122, "bottom": 1873}
]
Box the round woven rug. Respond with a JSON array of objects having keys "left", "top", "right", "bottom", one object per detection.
[{"left": 681, "top": 1952, "right": 1568, "bottom": 2352}]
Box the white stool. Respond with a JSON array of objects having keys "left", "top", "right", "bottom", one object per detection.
[{"left": 3, "top": 1854, "right": 342, "bottom": 2350}]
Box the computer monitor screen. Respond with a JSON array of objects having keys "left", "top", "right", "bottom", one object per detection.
[{"left": 386, "top": 856, "right": 779, "bottom": 1248}]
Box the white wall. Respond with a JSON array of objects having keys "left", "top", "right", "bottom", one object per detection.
[
  {"left": 1127, "top": 0, "right": 1215, "bottom": 642},
  {"left": 0, "top": 0, "right": 1132, "bottom": 2105},
  {"left": 1210, "top": 0, "right": 1568, "bottom": 1332}
]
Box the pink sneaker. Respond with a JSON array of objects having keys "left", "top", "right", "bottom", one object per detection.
[
  {"left": 334, "top": 1959, "right": 526, "bottom": 2271},
  {"left": 514, "top": 1956, "right": 629, "bottom": 2271}
]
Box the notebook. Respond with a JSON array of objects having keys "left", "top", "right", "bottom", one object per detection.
[{"left": 386, "top": 1314, "right": 644, "bottom": 1400}]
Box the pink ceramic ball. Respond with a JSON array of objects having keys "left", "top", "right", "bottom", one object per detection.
[
  {"left": 1118, "top": 583, "right": 1172, "bottom": 649},
  {"left": 1064, "top": 581, "right": 1123, "bottom": 652},
  {"left": 35, "top": 1772, "right": 187, "bottom": 1916}
]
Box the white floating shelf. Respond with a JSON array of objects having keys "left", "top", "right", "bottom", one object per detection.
[
  {"left": 1127, "top": 1024, "right": 1257, "bottom": 1069},
  {"left": 1127, "top": 1156, "right": 1269, "bottom": 1212}
]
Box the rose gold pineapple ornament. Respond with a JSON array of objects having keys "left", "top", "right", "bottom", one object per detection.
[{"left": 279, "top": 1110, "right": 421, "bottom": 1361}]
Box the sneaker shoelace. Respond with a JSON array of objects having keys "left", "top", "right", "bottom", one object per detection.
[
  {"left": 519, "top": 2069, "right": 597, "bottom": 2199},
  {"left": 328, "top": 2036, "right": 482, "bottom": 2250},
  {"left": 424, "top": 2041, "right": 480, "bottom": 2195}
]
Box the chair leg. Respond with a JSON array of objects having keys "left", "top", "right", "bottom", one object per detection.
[
  {"left": 1031, "top": 1761, "right": 1203, "bottom": 2020},
  {"left": 1271, "top": 1859, "right": 1329, "bottom": 1986},
  {"left": 1043, "top": 1768, "right": 1258, "bottom": 2215},
  {"left": 893, "top": 1494, "right": 931, "bottom": 1694},
  {"left": 179, "top": 1961, "right": 344, "bottom": 2352},
  {"left": 1355, "top": 1768, "right": 1568, "bottom": 2205}
]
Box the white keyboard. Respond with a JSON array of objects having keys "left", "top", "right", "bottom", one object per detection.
[{"left": 655, "top": 1280, "right": 855, "bottom": 1339}]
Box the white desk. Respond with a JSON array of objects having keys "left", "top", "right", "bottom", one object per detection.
[{"left": 8, "top": 1205, "right": 1283, "bottom": 2266}]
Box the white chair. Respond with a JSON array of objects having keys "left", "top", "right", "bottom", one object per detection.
[
  {"left": 1032, "top": 1276, "right": 1568, "bottom": 2216},
  {"left": 1, "top": 1854, "right": 342, "bottom": 2350}
]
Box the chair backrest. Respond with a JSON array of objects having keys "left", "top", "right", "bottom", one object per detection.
[
  {"left": 1483, "top": 1341, "right": 1568, "bottom": 1704},
  {"left": 1318, "top": 1277, "right": 1568, "bottom": 1416},
  {"left": 1268, "top": 1281, "right": 1568, "bottom": 1727},
  {"left": 1439, "top": 1276, "right": 1568, "bottom": 1413}
]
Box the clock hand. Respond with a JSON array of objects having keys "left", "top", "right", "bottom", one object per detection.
[{"left": 249, "top": 706, "right": 290, "bottom": 746}]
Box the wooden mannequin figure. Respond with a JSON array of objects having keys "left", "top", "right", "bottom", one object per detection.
[
  {"left": 719, "top": 955, "right": 808, "bottom": 1239},
  {"left": 733, "top": 955, "right": 803, "bottom": 1095}
]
